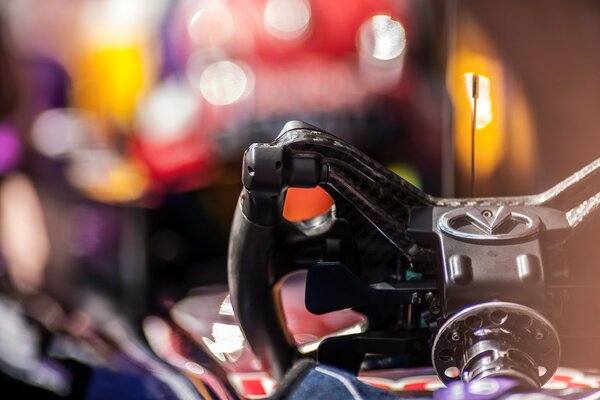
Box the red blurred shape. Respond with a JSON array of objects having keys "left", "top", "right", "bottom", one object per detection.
[
  {"left": 253, "top": 0, "right": 400, "bottom": 59},
  {"left": 240, "top": 378, "right": 268, "bottom": 397},
  {"left": 131, "top": 133, "right": 219, "bottom": 193}
]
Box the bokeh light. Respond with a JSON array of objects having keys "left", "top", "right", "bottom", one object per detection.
[
  {"left": 464, "top": 73, "right": 493, "bottom": 130},
  {"left": 136, "top": 77, "right": 201, "bottom": 143},
  {"left": 0, "top": 173, "right": 50, "bottom": 294},
  {"left": 187, "top": 0, "right": 235, "bottom": 48},
  {"left": 358, "top": 15, "right": 406, "bottom": 62},
  {"left": 263, "top": 0, "right": 312, "bottom": 41},
  {"left": 198, "top": 60, "right": 254, "bottom": 106},
  {"left": 30, "top": 109, "right": 90, "bottom": 159}
]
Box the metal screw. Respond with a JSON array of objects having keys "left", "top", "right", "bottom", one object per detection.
[
  {"left": 482, "top": 210, "right": 493, "bottom": 218},
  {"left": 450, "top": 331, "right": 461, "bottom": 342},
  {"left": 535, "top": 331, "right": 545, "bottom": 341},
  {"left": 411, "top": 292, "right": 422, "bottom": 305}
]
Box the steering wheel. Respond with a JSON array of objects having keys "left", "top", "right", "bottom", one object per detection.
[{"left": 228, "top": 121, "right": 600, "bottom": 386}]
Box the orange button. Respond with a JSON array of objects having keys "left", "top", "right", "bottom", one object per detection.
[{"left": 283, "top": 187, "right": 334, "bottom": 221}]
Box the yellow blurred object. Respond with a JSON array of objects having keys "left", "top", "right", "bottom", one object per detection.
[
  {"left": 446, "top": 13, "right": 537, "bottom": 194},
  {"left": 86, "top": 159, "right": 149, "bottom": 203},
  {"left": 387, "top": 163, "right": 422, "bottom": 189},
  {"left": 69, "top": 0, "right": 162, "bottom": 129},
  {"left": 449, "top": 51, "right": 505, "bottom": 180},
  {"left": 507, "top": 83, "right": 537, "bottom": 178},
  {"left": 68, "top": 155, "right": 150, "bottom": 203},
  {"left": 72, "top": 46, "right": 151, "bottom": 127}
]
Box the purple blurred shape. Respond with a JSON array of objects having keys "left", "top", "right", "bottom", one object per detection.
[
  {"left": 434, "top": 377, "right": 535, "bottom": 400},
  {"left": 0, "top": 123, "right": 21, "bottom": 174}
]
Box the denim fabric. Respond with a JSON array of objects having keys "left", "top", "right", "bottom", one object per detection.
[
  {"left": 85, "top": 367, "right": 180, "bottom": 400},
  {"left": 275, "top": 362, "right": 600, "bottom": 400},
  {"left": 282, "top": 363, "right": 415, "bottom": 400}
]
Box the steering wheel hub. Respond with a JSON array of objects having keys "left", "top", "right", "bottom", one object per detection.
[{"left": 432, "top": 302, "right": 560, "bottom": 388}]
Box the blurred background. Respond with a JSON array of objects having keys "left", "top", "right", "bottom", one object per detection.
[{"left": 1, "top": 0, "right": 600, "bottom": 398}]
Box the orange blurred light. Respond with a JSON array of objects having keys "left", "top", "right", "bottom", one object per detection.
[
  {"left": 283, "top": 187, "right": 334, "bottom": 222},
  {"left": 67, "top": 155, "right": 149, "bottom": 203},
  {"left": 447, "top": 15, "right": 538, "bottom": 194},
  {"left": 448, "top": 50, "right": 505, "bottom": 180}
]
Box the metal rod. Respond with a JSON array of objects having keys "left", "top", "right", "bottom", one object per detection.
[{"left": 470, "top": 74, "right": 480, "bottom": 197}]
